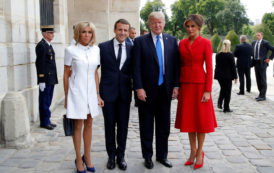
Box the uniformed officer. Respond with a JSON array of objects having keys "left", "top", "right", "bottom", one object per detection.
[{"left": 35, "top": 25, "right": 58, "bottom": 130}]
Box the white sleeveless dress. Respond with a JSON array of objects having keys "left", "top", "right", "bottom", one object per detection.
[{"left": 64, "top": 43, "right": 100, "bottom": 119}]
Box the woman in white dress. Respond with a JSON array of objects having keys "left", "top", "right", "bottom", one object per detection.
[{"left": 63, "top": 21, "right": 104, "bottom": 173}]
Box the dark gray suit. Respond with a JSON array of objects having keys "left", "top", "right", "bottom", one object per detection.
[{"left": 252, "top": 39, "right": 274, "bottom": 98}]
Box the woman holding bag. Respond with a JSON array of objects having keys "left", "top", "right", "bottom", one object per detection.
[{"left": 63, "top": 21, "right": 104, "bottom": 173}]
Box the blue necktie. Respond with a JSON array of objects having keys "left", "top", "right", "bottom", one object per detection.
[{"left": 156, "top": 35, "right": 164, "bottom": 85}]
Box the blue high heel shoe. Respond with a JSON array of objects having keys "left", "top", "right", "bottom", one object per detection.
[
  {"left": 82, "top": 155, "right": 96, "bottom": 172},
  {"left": 75, "top": 159, "right": 86, "bottom": 173}
]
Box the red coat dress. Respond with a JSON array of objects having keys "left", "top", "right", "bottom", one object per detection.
[{"left": 175, "top": 36, "right": 217, "bottom": 133}]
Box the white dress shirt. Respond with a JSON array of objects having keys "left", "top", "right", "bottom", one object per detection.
[
  {"left": 113, "top": 38, "right": 127, "bottom": 70},
  {"left": 151, "top": 32, "right": 165, "bottom": 73},
  {"left": 255, "top": 39, "right": 262, "bottom": 60}
]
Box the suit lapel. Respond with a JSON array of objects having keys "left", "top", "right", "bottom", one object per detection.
[
  {"left": 162, "top": 33, "right": 168, "bottom": 69},
  {"left": 147, "top": 33, "right": 159, "bottom": 65},
  {"left": 109, "top": 39, "right": 117, "bottom": 63}
]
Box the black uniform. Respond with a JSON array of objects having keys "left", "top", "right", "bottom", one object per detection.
[{"left": 35, "top": 38, "right": 58, "bottom": 127}]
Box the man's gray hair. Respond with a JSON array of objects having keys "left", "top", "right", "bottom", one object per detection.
[
  {"left": 240, "top": 35, "right": 247, "bottom": 42},
  {"left": 148, "top": 11, "right": 165, "bottom": 23}
]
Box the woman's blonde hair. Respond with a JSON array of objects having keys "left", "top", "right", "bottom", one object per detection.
[
  {"left": 73, "top": 21, "right": 96, "bottom": 46},
  {"left": 220, "top": 39, "right": 231, "bottom": 53}
]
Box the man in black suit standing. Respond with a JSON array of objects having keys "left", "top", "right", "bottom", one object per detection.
[
  {"left": 133, "top": 11, "right": 180, "bottom": 169},
  {"left": 252, "top": 32, "right": 274, "bottom": 101},
  {"left": 99, "top": 19, "right": 133, "bottom": 170},
  {"left": 234, "top": 35, "right": 253, "bottom": 95},
  {"left": 35, "top": 25, "right": 58, "bottom": 130}
]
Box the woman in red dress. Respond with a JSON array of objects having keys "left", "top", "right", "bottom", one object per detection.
[{"left": 175, "top": 14, "right": 217, "bottom": 169}]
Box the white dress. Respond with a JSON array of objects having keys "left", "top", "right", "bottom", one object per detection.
[{"left": 64, "top": 43, "right": 100, "bottom": 119}]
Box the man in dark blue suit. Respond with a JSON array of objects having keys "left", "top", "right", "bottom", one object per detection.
[
  {"left": 234, "top": 35, "right": 253, "bottom": 95},
  {"left": 126, "top": 27, "right": 136, "bottom": 46},
  {"left": 35, "top": 25, "right": 58, "bottom": 130},
  {"left": 99, "top": 19, "right": 133, "bottom": 170},
  {"left": 133, "top": 11, "right": 180, "bottom": 169},
  {"left": 252, "top": 32, "right": 274, "bottom": 101}
]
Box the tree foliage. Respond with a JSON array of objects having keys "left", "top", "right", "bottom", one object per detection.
[
  {"left": 241, "top": 25, "right": 254, "bottom": 37},
  {"left": 225, "top": 30, "right": 239, "bottom": 52},
  {"left": 216, "top": 0, "right": 249, "bottom": 34},
  {"left": 262, "top": 12, "right": 274, "bottom": 35},
  {"left": 211, "top": 34, "right": 222, "bottom": 53},
  {"left": 196, "top": 0, "right": 225, "bottom": 35}
]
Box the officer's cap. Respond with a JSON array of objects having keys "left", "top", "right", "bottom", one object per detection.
[{"left": 41, "top": 25, "right": 54, "bottom": 32}]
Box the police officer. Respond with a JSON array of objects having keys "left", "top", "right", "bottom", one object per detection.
[{"left": 35, "top": 25, "right": 58, "bottom": 130}]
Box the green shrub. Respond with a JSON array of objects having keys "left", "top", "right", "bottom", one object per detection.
[
  {"left": 225, "top": 30, "right": 240, "bottom": 52},
  {"left": 211, "top": 34, "right": 222, "bottom": 53}
]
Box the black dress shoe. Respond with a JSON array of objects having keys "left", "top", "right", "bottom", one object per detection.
[
  {"left": 237, "top": 92, "right": 244, "bottom": 95},
  {"left": 117, "top": 158, "right": 127, "bottom": 170},
  {"left": 246, "top": 90, "right": 250, "bottom": 93},
  {"left": 156, "top": 158, "right": 173, "bottom": 168},
  {"left": 223, "top": 109, "right": 233, "bottom": 113},
  {"left": 50, "top": 123, "right": 57, "bottom": 127},
  {"left": 256, "top": 97, "right": 266, "bottom": 101},
  {"left": 217, "top": 105, "right": 222, "bottom": 109},
  {"left": 144, "top": 158, "right": 154, "bottom": 169},
  {"left": 40, "top": 125, "right": 54, "bottom": 130},
  {"left": 107, "top": 158, "right": 115, "bottom": 169}
]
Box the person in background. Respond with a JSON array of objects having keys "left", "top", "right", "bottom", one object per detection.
[
  {"left": 126, "top": 27, "right": 136, "bottom": 46},
  {"left": 251, "top": 32, "right": 274, "bottom": 101},
  {"left": 140, "top": 29, "right": 148, "bottom": 35},
  {"left": 133, "top": 11, "right": 179, "bottom": 169},
  {"left": 99, "top": 19, "right": 133, "bottom": 170},
  {"left": 35, "top": 25, "right": 58, "bottom": 130},
  {"left": 214, "top": 40, "right": 238, "bottom": 112},
  {"left": 234, "top": 35, "right": 253, "bottom": 95},
  {"left": 64, "top": 21, "right": 104, "bottom": 173},
  {"left": 175, "top": 14, "right": 217, "bottom": 170}
]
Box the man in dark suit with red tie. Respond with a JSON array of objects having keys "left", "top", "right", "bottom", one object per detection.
[
  {"left": 252, "top": 32, "right": 274, "bottom": 101},
  {"left": 133, "top": 11, "right": 180, "bottom": 169},
  {"left": 99, "top": 19, "right": 133, "bottom": 170}
]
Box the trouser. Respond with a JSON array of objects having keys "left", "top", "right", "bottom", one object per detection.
[
  {"left": 237, "top": 67, "right": 251, "bottom": 93},
  {"left": 254, "top": 62, "right": 267, "bottom": 98},
  {"left": 39, "top": 85, "right": 54, "bottom": 126},
  {"left": 217, "top": 79, "right": 232, "bottom": 110},
  {"left": 138, "top": 82, "right": 171, "bottom": 159},
  {"left": 102, "top": 98, "right": 130, "bottom": 159}
]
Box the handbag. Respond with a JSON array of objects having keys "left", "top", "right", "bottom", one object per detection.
[{"left": 63, "top": 114, "right": 74, "bottom": 136}]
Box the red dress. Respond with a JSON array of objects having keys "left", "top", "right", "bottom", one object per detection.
[{"left": 175, "top": 36, "right": 217, "bottom": 133}]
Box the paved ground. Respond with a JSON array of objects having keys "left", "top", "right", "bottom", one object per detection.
[{"left": 1, "top": 60, "right": 274, "bottom": 173}]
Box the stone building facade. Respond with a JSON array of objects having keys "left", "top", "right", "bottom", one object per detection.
[{"left": 0, "top": 0, "right": 140, "bottom": 147}]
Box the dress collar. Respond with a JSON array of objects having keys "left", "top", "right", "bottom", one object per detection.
[{"left": 77, "top": 43, "right": 90, "bottom": 51}]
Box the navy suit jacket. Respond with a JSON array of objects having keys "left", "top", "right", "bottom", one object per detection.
[
  {"left": 35, "top": 39, "right": 58, "bottom": 85},
  {"left": 234, "top": 42, "right": 253, "bottom": 69},
  {"left": 126, "top": 37, "right": 133, "bottom": 46},
  {"left": 133, "top": 33, "right": 180, "bottom": 103},
  {"left": 99, "top": 39, "right": 133, "bottom": 102},
  {"left": 252, "top": 39, "right": 274, "bottom": 68}
]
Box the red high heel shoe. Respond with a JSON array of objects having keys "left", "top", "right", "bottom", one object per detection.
[
  {"left": 184, "top": 160, "right": 194, "bottom": 166},
  {"left": 194, "top": 151, "right": 204, "bottom": 169}
]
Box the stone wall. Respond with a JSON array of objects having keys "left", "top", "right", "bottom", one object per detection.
[
  {"left": 67, "top": 0, "right": 140, "bottom": 43},
  {"left": 0, "top": 0, "right": 69, "bottom": 124}
]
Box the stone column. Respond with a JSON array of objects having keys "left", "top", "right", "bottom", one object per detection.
[{"left": 0, "top": 92, "right": 33, "bottom": 148}]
